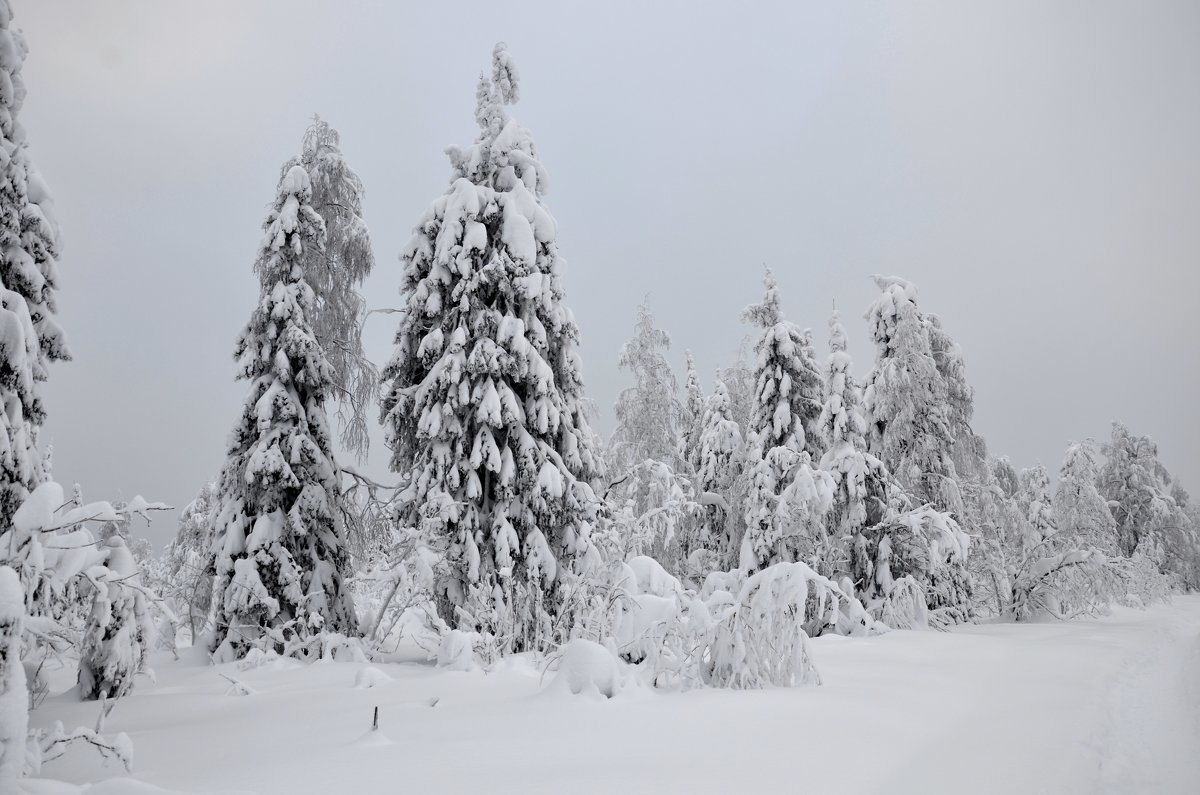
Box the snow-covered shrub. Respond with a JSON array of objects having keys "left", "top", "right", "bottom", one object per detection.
[
  {"left": 597, "top": 460, "right": 700, "bottom": 566},
  {"left": 352, "top": 526, "right": 445, "bottom": 660},
  {"left": 78, "top": 536, "right": 153, "bottom": 701},
  {"left": 851, "top": 506, "right": 973, "bottom": 628},
  {"left": 703, "top": 563, "right": 824, "bottom": 688}
]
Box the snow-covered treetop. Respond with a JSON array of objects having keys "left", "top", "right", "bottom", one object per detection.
[
  {"left": 817, "top": 309, "right": 865, "bottom": 450},
  {"left": 741, "top": 270, "right": 823, "bottom": 459}
]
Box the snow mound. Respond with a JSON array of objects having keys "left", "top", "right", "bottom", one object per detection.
[
  {"left": 353, "top": 667, "right": 391, "bottom": 689},
  {"left": 547, "top": 639, "right": 625, "bottom": 699},
  {"left": 436, "top": 630, "right": 478, "bottom": 672}
]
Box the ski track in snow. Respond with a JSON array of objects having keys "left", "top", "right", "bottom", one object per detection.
[{"left": 23, "top": 597, "right": 1200, "bottom": 795}]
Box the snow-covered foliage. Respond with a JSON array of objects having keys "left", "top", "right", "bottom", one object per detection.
[
  {"left": 353, "top": 525, "right": 445, "bottom": 659},
  {"left": 693, "top": 380, "right": 743, "bottom": 561},
  {"left": 379, "top": 44, "right": 602, "bottom": 652},
  {"left": 1099, "top": 422, "right": 1182, "bottom": 560},
  {"left": 0, "top": 565, "right": 24, "bottom": 789},
  {"left": 160, "top": 481, "right": 217, "bottom": 641},
  {"left": 596, "top": 460, "right": 699, "bottom": 569},
  {"left": 740, "top": 445, "right": 833, "bottom": 573},
  {"left": 681, "top": 351, "right": 705, "bottom": 471},
  {"left": 863, "top": 276, "right": 963, "bottom": 518},
  {"left": 741, "top": 271, "right": 824, "bottom": 460},
  {"left": 850, "top": 506, "right": 973, "bottom": 628},
  {"left": 283, "top": 116, "right": 376, "bottom": 463},
  {"left": 816, "top": 310, "right": 896, "bottom": 580},
  {"left": 78, "top": 534, "right": 152, "bottom": 701},
  {"left": 739, "top": 272, "right": 830, "bottom": 572},
  {"left": 609, "top": 301, "right": 684, "bottom": 475},
  {"left": 209, "top": 164, "right": 356, "bottom": 662},
  {"left": 0, "top": 1, "right": 68, "bottom": 530}
]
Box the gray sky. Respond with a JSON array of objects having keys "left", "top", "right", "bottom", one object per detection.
[{"left": 17, "top": 1, "right": 1200, "bottom": 547}]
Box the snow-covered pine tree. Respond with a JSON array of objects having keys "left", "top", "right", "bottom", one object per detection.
[
  {"left": 208, "top": 164, "right": 356, "bottom": 662},
  {"left": 1053, "top": 441, "right": 1117, "bottom": 553},
  {"left": 815, "top": 310, "right": 894, "bottom": 580},
  {"left": 610, "top": 301, "right": 685, "bottom": 475},
  {"left": 0, "top": 1, "right": 68, "bottom": 529},
  {"left": 379, "top": 44, "right": 602, "bottom": 652},
  {"left": 739, "top": 271, "right": 831, "bottom": 572},
  {"left": 682, "top": 351, "right": 705, "bottom": 472},
  {"left": 285, "top": 116, "right": 376, "bottom": 463},
  {"left": 863, "top": 276, "right": 963, "bottom": 518},
  {"left": 694, "top": 379, "right": 743, "bottom": 559}
]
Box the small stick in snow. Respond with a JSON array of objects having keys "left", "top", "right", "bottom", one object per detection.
[{"left": 372, "top": 706, "right": 379, "bottom": 731}]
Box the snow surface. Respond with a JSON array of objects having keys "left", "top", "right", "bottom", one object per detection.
[{"left": 26, "top": 598, "right": 1200, "bottom": 794}]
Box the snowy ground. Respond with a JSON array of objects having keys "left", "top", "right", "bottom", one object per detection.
[{"left": 26, "top": 597, "right": 1200, "bottom": 795}]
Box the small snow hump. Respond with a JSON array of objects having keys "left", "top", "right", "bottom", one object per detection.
[
  {"left": 279, "top": 164, "right": 312, "bottom": 198},
  {"left": 547, "top": 639, "right": 624, "bottom": 699},
  {"left": 353, "top": 667, "right": 391, "bottom": 689}
]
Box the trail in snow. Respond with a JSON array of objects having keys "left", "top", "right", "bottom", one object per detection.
[{"left": 23, "top": 597, "right": 1200, "bottom": 795}]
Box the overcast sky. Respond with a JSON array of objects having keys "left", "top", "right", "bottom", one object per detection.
[{"left": 16, "top": 1, "right": 1199, "bottom": 547}]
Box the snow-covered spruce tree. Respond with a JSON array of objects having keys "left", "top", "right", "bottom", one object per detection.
[
  {"left": 815, "top": 310, "right": 895, "bottom": 580},
  {"left": 609, "top": 301, "right": 685, "bottom": 475},
  {"left": 742, "top": 271, "right": 824, "bottom": 461},
  {"left": 607, "top": 302, "right": 698, "bottom": 570},
  {"left": 0, "top": 1, "right": 69, "bottom": 530},
  {"left": 682, "top": 351, "right": 705, "bottom": 471},
  {"left": 739, "top": 271, "right": 831, "bottom": 573},
  {"left": 1018, "top": 465, "right": 1056, "bottom": 554},
  {"left": 209, "top": 164, "right": 356, "bottom": 662},
  {"left": 1053, "top": 441, "right": 1117, "bottom": 554},
  {"left": 284, "top": 116, "right": 376, "bottom": 463},
  {"left": 863, "top": 276, "right": 963, "bottom": 518},
  {"left": 380, "top": 44, "right": 602, "bottom": 652},
  {"left": 694, "top": 380, "right": 743, "bottom": 560}
]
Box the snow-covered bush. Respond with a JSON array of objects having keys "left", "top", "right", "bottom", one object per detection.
[
  {"left": 78, "top": 535, "right": 153, "bottom": 701},
  {"left": 702, "top": 563, "right": 826, "bottom": 688},
  {"left": 851, "top": 506, "right": 973, "bottom": 628}
]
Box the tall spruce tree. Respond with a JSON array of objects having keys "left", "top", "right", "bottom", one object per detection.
[
  {"left": 209, "top": 165, "right": 356, "bottom": 661},
  {"left": 694, "top": 379, "right": 743, "bottom": 557},
  {"left": 863, "top": 276, "right": 963, "bottom": 518},
  {"left": 380, "top": 44, "right": 602, "bottom": 651},
  {"left": 739, "top": 271, "right": 831, "bottom": 572},
  {"left": 610, "top": 301, "right": 684, "bottom": 476},
  {"left": 682, "top": 351, "right": 705, "bottom": 471},
  {"left": 0, "top": 1, "right": 68, "bottom": 529},
  {"left": 816, "top": 310, "right": 893, "bottom": 579}
]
